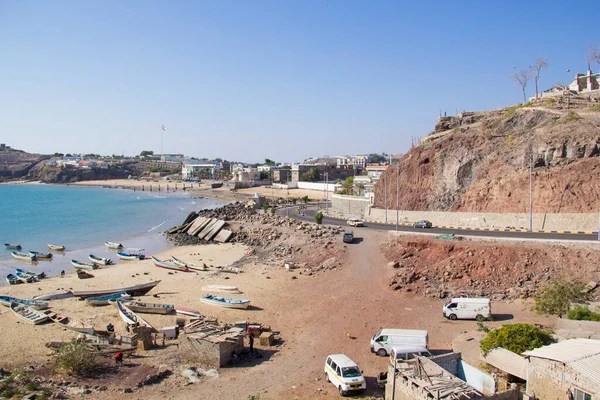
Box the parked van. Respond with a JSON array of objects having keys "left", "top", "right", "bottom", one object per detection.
[
  {"left": 370, "top": 329, "right": 428, "bottom": 357},
  {"left": 324, "top": 354, "right": 366, "bottom": 396},
  {"left": 443, "top": 298, "right": 491, "bottom": 321},
  {"left": 389, "top": 345, "right": 432, "bottom": 365}
]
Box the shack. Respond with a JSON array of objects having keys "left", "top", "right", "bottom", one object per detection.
[{"left": 178, "top": 322, "right": 244, "bottom": 367}]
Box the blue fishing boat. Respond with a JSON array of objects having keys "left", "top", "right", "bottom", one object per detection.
[
  {"left": 200, "top": 294, "right": 250, "bottom": 309},
  {"left": 6, "top": 273, "right": 25, "bottom": 285},
  {"left": 118, "top": 250, "right": 145, "bottom": 261},
  {"left": 28, "top": 251, "right": 53, "bottom": 259},
  {"left": 0, "top": 295, "right": 48, "bottom": 310},
  {"left": 16, "top": 268, "right": 46, "bottom": 281},
  {"left": 85, "top": 291, "right": 131, "bottom": 307},
  {"left": 89, "top": 254, "right": 113, "bottom": 265},
  {"left": 71, "top": 260, "right": 98, "bottom": 270}
]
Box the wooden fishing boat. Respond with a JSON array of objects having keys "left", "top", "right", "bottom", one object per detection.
[
  {"left": 151, "top": 256, "right": 190, "bottom": 272},
  {"left": 44, "top": 310, "right": 95, "bottom": 335},
  {"left": 171, "top": 256, "right": 208, "bottom": 271},
  {"left": 116, "top": 301, "right": 155, "bottom": 331},
  {"left": 47, "top": 244, "right": 65, "bottom": 251},
  {"left": 89, "top": 254, "right": 113, "bottom": 265},
  {"left": 76, "top": 270, "right": 94, "bottom": 279},
  {"left": 200, "top": 294, "right": 250, "bottom": 310},
  {"left": 175, "top": 307, "right": 204, "bottom": 319},
  {"left": 10, "top": 302, "right": 49, "bottom": 325},
  {"left": 201, "top": 284, "right": 242, "bottom": 294},
  {"left": 71, "top": 260, "right": 98, "bottom": 270},
  {"left": 16, "top": 268, "right": 46, "bottom": 280},
  {"left": 86, "top": 292, "right": 131, "bottom": 307},
  {"left": 72, "top": 280, "right": 161, "bottom": 299},
  {"left": 216, "top": 265, "right": 241, "bottom": 274},
  {"left": 109, "top": 300, "right": 174, "bottom": 314},
  {"left": 34, "top": 291, "right": 73, "bottom": 301},
  {"left": 6, "top": 273, "right": 25, "bottom": 285},
  {"left": 105, "top": 241, "right": 123, "bottom": 249},
  {"left": 117, "top": 248, "right": 145, "bottom": 261},
  {"left": 28, "top": 251, "right": 53, "bottom": 259},
  {"left": 11, "top": 251, "right": 37, "bottom": 262},
  {"left": 0, "top": 296, "right": 48, "bottom": 310},
  {"left": 5, "top": 243, "right": 22, "bottom": 250}
]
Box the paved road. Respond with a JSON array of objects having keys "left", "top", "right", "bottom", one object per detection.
[{"left": 277, "top": 204, "right": 599, "bottom": 242}]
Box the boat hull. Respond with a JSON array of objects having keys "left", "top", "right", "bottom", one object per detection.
[
  {"left": 200, "top": 295, "right": 250, "bottom": 310},
  {"left": 86, "top": 292, "right": 131, "bottom": 307},
  {"left": 71, "top": 260, "right": 98, "bottom": 270},
  {"left": 10, "top": 303, "right": 49, "bottom": 325},
  {"left": 72, "top": 280, "right": 161, "bottom": 299},
  {"left": 89, "top": 254, "right": 112, "bottom": 265},
  {"left": 34, "top": 291, "right": 74, "bottom": 301},
  {"left": 0, "top": 296, "right": 48, "bottom": 310},
  {"left": 116, "top": 302, "right": 155, "bottom": 331},
  {"left": 11, "top": 251, "right": 36, "bottom": 262},
  {"left": 47, "top": 244, "right": 65, "bottom": 251},
  {"left": 151, "top": 257, "right": 189, "bottom": 272},
  {"left": 175, "top": 307, "right": 204, "bottom": 319},
  {"left": 111, "top": 300, "right": 174, "bottom": 314}
]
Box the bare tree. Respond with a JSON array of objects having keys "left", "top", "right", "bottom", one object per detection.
[
  {"left": 532, "top": 58, "right": 548, "bottom": 99},
  {"left": 589, "top": 43, "right": 600, "bottom": 66},
  {"left": 512, "top": 68, "right": 533, "bottom": 104}
]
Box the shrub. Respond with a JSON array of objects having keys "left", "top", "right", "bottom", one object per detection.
[
  {"left": 261, "top": 201, "right": 269, "bottom": 213},
  {"left": 505, "top": 135, "right": 513, "bottom": 144},
  {"left": 545, "top": 98, "right": 556, "bottom": 104},
  {"left": 501, "top": 106, "right": 518, "bottom": 119},
  {"left": 562, "top": 111, "right": 581, "bottom": 123},
  {"left": 56, "top": 339, "right": 98, "bottom": 375},
  {"left": 314, "top": 211, "right": 323, "bottom": 225},
  {"left": 480, "top": 323, "right": 553, "bottom": 356},
  {"left": 534, "top": 279, "right": 590, "bottom": 318},
  {"left": 270, "top": 206, "right": 275, "bottom": 216},
  {"left": 589, "top": 103, "right": 600, "bottom": 112},
  {"left": 302, "top": 195, "right": 309, "bottom": 203},
  {"left": 567, "top": 305, "right": 600, "bottom": 321}
]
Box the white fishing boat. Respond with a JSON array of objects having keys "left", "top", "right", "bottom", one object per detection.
[
  {"left": 71, "top": 260, "right": 98, "bottom": 270},
  {"left": 116, "top": 301, "right": 155, "bottom": 331},
  {"left": 89, "top": 254, "right": 113, "bottom": 265},
  {"left": 47, "top": 244, "right": 65, "bottom": 251},
  {"left": 109, "top": 300, "right": 174, "bottom": 314},
  {"left": 10, "top": 302, "right": 49, "bottom": 325},
  {"left": 11, "top": 251, "right": 37, "bottom": 262},
  {"left": 105, "top": 241, "right": 123, "bottom": 249},
  {"left": 0, "top": 296, "right": 48, "bottom": 310},
  {"left": 175, "top": 307, "right": 204, "bottom": 319},
  {"left": 200, "top": 294, "right": 250, "bottom": 310},
  {"left": 44, "top": 310, "right": 95, "bottom": 335}
]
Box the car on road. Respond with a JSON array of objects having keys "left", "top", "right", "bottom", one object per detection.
[
  {"left": 343, "top": 230, "right": 354, "bottom": 244},
  {"left": 413, "top": 220, "right": 432, "bottom": 228},
  {"left": 324, "top": 354, "right": 366, "bottom": 396},
  {"left": 346, "top": 218, "right": 364, "bottom": 227}
]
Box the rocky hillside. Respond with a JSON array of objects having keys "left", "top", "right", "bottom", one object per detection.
[
  {"left": 0, "top": 147, "right": 51, "bottom": 180},
  {"left": 374, "top": 95, "right": 600, "bottom": 212}
]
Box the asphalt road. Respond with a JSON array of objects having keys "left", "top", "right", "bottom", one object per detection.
[{"left": 276, "top": 204, "right": 599, "bottom": 242}]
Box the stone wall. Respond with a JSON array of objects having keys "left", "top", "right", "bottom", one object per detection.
[
  {"left": 526, "top": 357, "right": 600, "bottom": 400},
  {"left": 431, "top": 352, "right": 461, "bottom": 375},
  {"left": 179, "top": 334, "right": 244, "bottom": 367},
  {"left": 331, "top": 194, "right": 371, "bottom": 218}
]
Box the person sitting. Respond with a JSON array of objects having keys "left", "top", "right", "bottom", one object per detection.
[{"left": 106, "top": 323, "right": 115, "bottom": 332}]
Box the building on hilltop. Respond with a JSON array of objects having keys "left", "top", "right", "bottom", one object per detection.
[
  {"left": 536, "top": 68, "right": 600, "bottom": 100},
  {"left": 181, "top": 160, "right": 220, "bottom": 179}
]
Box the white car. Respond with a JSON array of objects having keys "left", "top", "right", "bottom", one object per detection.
[
  {"left": 346, "top": 218, "right": 364, "bottom": 227},
  {"left": 324, "top": 354, "right": 366, "bottom": 396}
]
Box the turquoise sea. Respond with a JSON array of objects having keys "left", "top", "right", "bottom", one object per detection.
[{"left": 0, "top": 184, "right": 225, "bottom": 283}]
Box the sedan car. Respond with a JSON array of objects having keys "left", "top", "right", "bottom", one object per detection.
[
  {"left": 413, "top": 220, "right": 432, "bottom": 228},
  {"left": 346, "top": 218, "right": 364, "bottom": 227}
]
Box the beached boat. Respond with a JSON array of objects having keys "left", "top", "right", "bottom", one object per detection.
[
  {"left": 5, "top": 243, "right": 22, "bottom": 250},
  {"left": 0, "top": 296, "right": 48, "bottom": 310},
  {"left": 201, "top": 284, "right": 242, "bottom": 294},
  {"left": 28, "top": 251, "right": 53, "bottom": 259},
  {"left": 86, "top": 292, "right": 131, "bottom": 307},
  {"left": 116, "top": 301, "right": 155, "bottom": 331},
  {"left": 71, "top": 260, "right": 98, "bottom": 270},
  {"left": 109, "top": 300, "right": 174, "bottom": 314},
  {"left": 171, "top": 256, "right": 207, "bottom": 271},
  {"left": 16, "top": 268, "right": 46, "bottom": 280},
  {"left": 89, "top": 254, "right": 113, "bottom": 265},
  {"left": 117, "top": 249, "right": 145, "bottom": 261},
  {"left": 151, "top": 256, "right": 190, "bottom": 272},
  {"left": 33, "top": 291, "right": 73, "bottom": 301},
  {"left": 200, "top": 294, "right": 250, "bottom": 309},
  {"left": 43, "top": 310, "right": 95, "bottom": 335},
  {"left": 76, "top": 270, "right": 94, "bottom": 279},
  {"left": 10, "top": 303, "right": 49, "bottom": 325},
  {"left": 175, "top": 307, "right": 204, "bottom": 319},
  {"left": 105, "top": 241, "right": 123, "bottom": 249},
  {"left": 72, "top": 280, "right": 161, "bottom": 299},
  {"left": 6, "top": 273, "right": 25, "bottom": 285},
  {"left": 47, "top": 244, "right": 65, "bottom": 251},
  {"left": 11, "top": 251, "right": 37, "bottom": 262}
]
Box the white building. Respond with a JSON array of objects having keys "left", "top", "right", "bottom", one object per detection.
[
  {"left": 337, "top": 155, "right": 368, "bottom": 169},
  {"left": 181, "top": 162, "right": 220, "bottom": 179}
]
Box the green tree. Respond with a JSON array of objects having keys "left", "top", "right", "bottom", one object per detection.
[
  {"left": 140, "top": 150, "right": 154, "bottom": 157},
  {"left": 480, "top": 323, "right": 553, "bottom": 356},
  {"left": 356, "top": 182, "right": 365, "bottom": 196},
  {"left": 314, "top": 210, "right": 323, "bottom": 225},
  {"left": 534, "top": 279, "right": 591, "bottom": 318},
  {"left": 300, "top": 167, "right": 320, "bottom": 182},
  {"left": 259, "top": 171, "right": 270, "bottom": 180},
  {"left": 291, "top": 198, "right": 297, "bottom": 205},
  {"left": 567, "top": 305, "right": 600, "bottom": 321},
  {"left": 270, "top": 206, "right": 276, "bottom": 216},
  {"left": 341, "top": 177, "right": 354, "bottom": 195},
  {"left": 56, "top": 339, "right": 98, "bottom": 375},
  {"left": 264, "top": 158, "right": 277, "bottom": 166},
  {"left": 261, "top": 201, "right": 269, "bottom": 213},
  {"left": 333, "top": 178, "right": 341, "bottom": 184},
  {"left": 302, "top": 195, "right": 309, "bottom": 203}
]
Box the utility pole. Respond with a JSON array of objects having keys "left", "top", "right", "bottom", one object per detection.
[
  {"left": 287, "top": 189, "right": 289, "bottom": 218},
  {"left": 325, "top": 172, "right": 329, "bottom": 215},
  {"left": 529, "top": 152, "right": 533, "bottom": 231},
  {"left": 396, "top": 165, "right": 399, "bottom": 231},
  {"left": 384, "top": 174, "right": 388, "bottom": 223}
]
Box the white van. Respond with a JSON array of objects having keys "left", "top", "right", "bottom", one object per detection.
[
  {"left": 370, "top": 329, "right": 428, "bottom": 357},
  {"left": 443, "top": 298, "right": 491, "bottom": 321},
  {"left": 389, "top": 345, "right": 432, "bottom": 365},
  {"left": 324, "top": 354, "right": 366, "bottom": 396}
]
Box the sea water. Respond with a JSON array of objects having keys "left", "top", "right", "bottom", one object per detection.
[{"left": 0, "top": 184, "right": 225, "bottom": 281}]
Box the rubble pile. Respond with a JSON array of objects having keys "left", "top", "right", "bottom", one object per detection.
[{"left": 383, "top": 238, "right": 600, "bottom": 301}]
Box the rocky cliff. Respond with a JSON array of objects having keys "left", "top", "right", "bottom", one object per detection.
[{"left": 374, "top": 96, "right": 600, "bottom": 212}]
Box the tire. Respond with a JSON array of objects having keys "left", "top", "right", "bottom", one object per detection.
[
  {"left": 476, "top": 314, "right": 485, "bottom": 322},
  {"left": 449, "top": 314, "right": 457, "bottom": 321},
  {"left": 377, "top": 348, "right": 387, "bottom": 357},
  {"left": 339, "top": 385, "right": 345, "bottom": 396},
  {"left": 324, "top": 371, "right": 330, "bottom": 382}
]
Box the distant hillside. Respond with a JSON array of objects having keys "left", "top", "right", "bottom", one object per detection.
[
  {"left": 0, "top": 147, "right": 51, "bottom": 180},
  {"left": 374, "top": 96, "right": 600, "bottom": 213}
]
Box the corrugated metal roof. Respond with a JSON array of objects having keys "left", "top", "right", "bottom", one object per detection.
[
  {"left": 524, "top": 339, "right": 600, "bottom": 386},
  {"left": 483, "top": 348, "right": 527, "bottom": 380},
  {"left": 523, "top": 338, "right": 600, "bottom": 363}
]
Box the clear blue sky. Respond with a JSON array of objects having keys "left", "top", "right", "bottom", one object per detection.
[{"left": 1, "top": 1, "right": 598, "bottom": 163}]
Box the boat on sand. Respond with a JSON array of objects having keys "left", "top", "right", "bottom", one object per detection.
[
  {"left": 105, "top": 241, "right": 123, "bottom": 249},
  {"left": 10, "top": 303, "right": 49, "bottom": 325},
  {"left": 200, "top": 294, "right": 250, "bottom": 309},
  {"left": 175, "top": 307, "right": 204, "bottom": 319},
  {"left": 0, "top": 296, "right": 48, "bottom": 310},
  {"left": 86, "top": 292, "right": 131, "bottom": 307},
  {"left": 6, "top": 273, "right": 30, "bottom": 284},
  {"left": 71, "top": 260, "right": 98, "bottom": 270},
  {"left": 16, "top": 268, "right": 46, "bottom": 281},
  {"left": 89, "top": 254, "right": 113, "bottom": 265},
  {"left": 72, "top": 280, "right": 161, "bottom": 299},
  {"left": 116, "top": 301, "right": 155, "bottom": 331},
  {"left": 43, "top": 310, "right": 95, "bottom": 335},
  {"left": 33, "top": 291, "right": 73, "bottom": 301},
  {"left": 109, "top": 300, "right": 174, "bottom": 314},
  {"left": 151, "top": 256, "right": 190, "bottom": 272}
]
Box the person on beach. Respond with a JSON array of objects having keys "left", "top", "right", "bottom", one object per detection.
[
  {"left": 115, "top": 351, "right": 123, "bottom": 366},
  {"left": 106, "top": 323, "right": 114, "bottom": 332},
  {"left": 60, "top": 270, "right": 65, "bottom": 277},
  {"left": 249, "top": 332, "right": 254, "bottom": 353}
]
